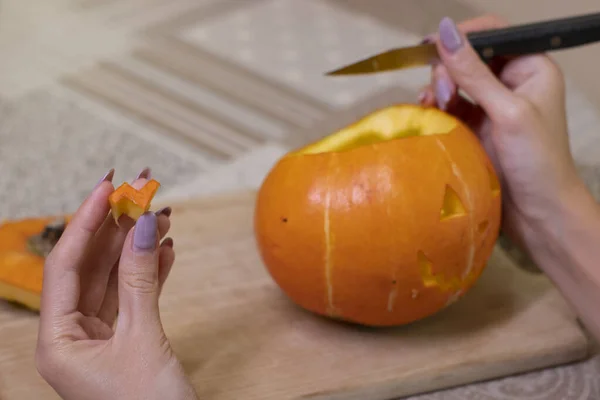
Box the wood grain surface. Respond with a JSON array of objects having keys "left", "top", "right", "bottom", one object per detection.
[{"left": 0, "top": 190, "right": 592, "bottom": 400}]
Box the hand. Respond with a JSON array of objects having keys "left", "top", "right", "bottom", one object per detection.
[
  {"left": 418, "top": 15, "right": 589, "bottom": 252},
  {"left": 35, "top": 169, "right": 198, "bottom": 400}
]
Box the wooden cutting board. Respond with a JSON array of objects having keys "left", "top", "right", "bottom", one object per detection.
[{"left": 0, "top": 190, "right": 592, "bottom": 400}]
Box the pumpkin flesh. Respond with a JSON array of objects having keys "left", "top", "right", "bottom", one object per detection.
[
  {"left": 0, "top": 216, "right": 71, "bottom": 311},
  {"left": 108, "top": 179, "right": 160, "bottom": 224}
]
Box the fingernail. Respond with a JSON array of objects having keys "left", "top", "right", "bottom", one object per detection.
[
  {"left": 439, "top": 17, "right": 463, "bottom": 53},
  {"left": 420, "top": 35, "right": 434, "bottom": 44},
  {"left": 96, "top": 169, "right": 115, "bottom": 188},
  {"left": 418, "top": 90, "right": 427, "bottom": 104},
  {"left": 136, "top": 167, "right": 151, "bottom": 180},
  {"left": 155, "top": 207, "right": 172, "bottom": 217},
  {"left": 162, "top": 237, "right": 174, "bottom": 248},
  {"left": 133, "top": 212, "right": 157, "bottom": 251},
  {"left": 435, "top": 77, "right": 453, "bottom": 110}
]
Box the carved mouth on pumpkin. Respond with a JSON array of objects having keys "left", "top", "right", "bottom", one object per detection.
[
  {"left": 295, "top": 105, "right": 458, "bottom": 155},
  {"left": 418, "top": 250, "right": 478, "bottom": 294}
]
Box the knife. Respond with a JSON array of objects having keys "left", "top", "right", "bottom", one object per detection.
[{"left": 326, "top": 11, "right": 600, "bottom": 76}]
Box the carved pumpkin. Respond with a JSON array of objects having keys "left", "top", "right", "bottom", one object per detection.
[
  {"left": 0, "top": 215, "right": 72, "bottom": 311},
  {"left": 254, "top": 105, "right": 502, "bottom": 327}
]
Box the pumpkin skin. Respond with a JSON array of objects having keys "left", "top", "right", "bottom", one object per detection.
[
  {"left": 0, "top": 215, "right": 72, "bottom": 311},
  {"left": 254, "top": 104, "right": 501, "bottom": 327},
  {"left": 109, "top": 179, "right": 161, "bottom": 224}
]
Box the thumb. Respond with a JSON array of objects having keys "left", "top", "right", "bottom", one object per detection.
[
  {"left": 435, "top": 17, "right": 515, "bottom": 118},
  {"left": 116, "top": 212, "right": 162, "bottom": 332}
]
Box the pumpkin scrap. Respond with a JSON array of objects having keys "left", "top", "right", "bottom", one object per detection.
[
  {"left": 0, "top": 215, "right": 72, "bottom": 311},
  {"left": 108, "top": 179, "right": 161, "bottom": 223}
]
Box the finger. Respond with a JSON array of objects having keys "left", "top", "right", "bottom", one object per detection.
[
  {"left": 420, "top": 15, "right": 509, "bottom": 110},
  {"left": 158, "top": 238, "right": 175, "bottom": 296},
  {"left": 431, "top": 56, "right": 511, "bottom": 108},
  {"left": 500, "top": 53, "right": 563, "bottom": 93},
  {"left": 417, "top": 84, "right": 436, "bottom": 107},
  {"left": 97, "top": 236, "right": 174, "bottom": 328},
  {"left": 434, "top": 17, "right": 517, "bottom": 119},
  {"left": 95, "top": 214, "right": 171, "bottom": 326},
  {"left": 423, "top": 14, "right": 508, "bottom": 42},
  {"left": 78, "top": 169, "right": 170, "bottom": 316},
  {"left": 454, "top": 13, "right": 509, "bottom": 33},
  {"left": 432, "top": 63, "right": 458, "bottom": 111},
  {"left": 115, "top": 212, "right": 162, "bottom": 333},
  {"left": 40, "top": 169, "right": 115, "bottom": 321},
  {"left": 96, "top": 263, "right": 119, "bottom": 328},
  {"left": 78, "top": 168, "right": 150, "bottom": 316},
  {"left": 422, "top": 14, "right": 509, "bottom": 110}
]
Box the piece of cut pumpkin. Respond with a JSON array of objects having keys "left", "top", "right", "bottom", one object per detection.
[{"left": 108, "top": 179, "right": 161, "bottom": 223}]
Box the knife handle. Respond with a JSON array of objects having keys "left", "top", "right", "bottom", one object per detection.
[{"left": 466, "top": 12, "right": 600, "bottom": 60}]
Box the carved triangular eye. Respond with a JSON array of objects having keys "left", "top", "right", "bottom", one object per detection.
[
  {"left": 418, "top": 250, "right": 463, "bottom": 292},
  {"left": 488, "top": 167, "right": 500, "bottom": 197},
  {"left": 440, "top": 185, "right": 466, "bottom": 220}
]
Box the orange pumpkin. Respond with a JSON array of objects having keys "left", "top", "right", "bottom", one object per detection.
[
  {"left": 254, "top": 104, "right": 502, "bottom": 327},
  {"left": 0, "top": 215, "right": 72, "bottom": 311}
]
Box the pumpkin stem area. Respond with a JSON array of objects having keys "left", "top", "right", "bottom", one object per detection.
[
  {"left": 294, "top": 105, "right": 458, "bottom": 155},
  {"left": 26, "top": 218, "right": 66, "bottom": 258}
]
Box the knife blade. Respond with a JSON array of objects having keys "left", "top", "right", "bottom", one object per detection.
[{"left": 326, "top": 11, "right": 600, "bottom": 76}]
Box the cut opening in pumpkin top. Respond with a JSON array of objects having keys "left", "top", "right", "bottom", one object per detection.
[{"left": 295, "top": 106, "right": 458, "bottom": 155}]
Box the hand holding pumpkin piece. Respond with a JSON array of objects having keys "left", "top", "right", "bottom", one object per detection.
[
  {"left": 419, "top": 16, "right": 600, "bottom": 342},
  {"left": 35, "top": 168, "right": 198, "bottom": 400}
]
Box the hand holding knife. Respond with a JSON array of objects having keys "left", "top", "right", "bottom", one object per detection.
[{"left": 326, "top": 12, "right": 600, "bottom": 76}]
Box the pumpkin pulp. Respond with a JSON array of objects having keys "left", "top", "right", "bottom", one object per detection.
[{"left": 294, "top": 106, "right": 458, "bottom": 155}]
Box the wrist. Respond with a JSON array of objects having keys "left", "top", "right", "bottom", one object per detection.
[
  {"left": 150, "top": 359, "right": 199, "bottom": 400},
  {"left": 152, "top": 379, "right": 198, "bottom": 400},
  {"left": 519, "top": 175, "right": 600, "bottom": 342},
  {"left": 528, "top": 177, "right": 600, "bottom": 262}
]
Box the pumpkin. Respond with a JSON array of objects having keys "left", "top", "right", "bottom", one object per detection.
[
  {"left": 253, "top": 104, "right": 501, "bottom": 327},
  {"left": 109, "top": 179, "right": 160, "bottom": 224},
  {"left": 0, "top": 215, "right": 72, "bottom": 311}
]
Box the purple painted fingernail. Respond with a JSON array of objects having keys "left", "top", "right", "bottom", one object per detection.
[
  {"left": 96, "top": 169, "right": 115, "bottom": 188},
  {"left": 136, "top": 167, "right": 151, "bottom": 180},
  {"left": 420, "top": 35, "right": 434, "bottom": 44},
  {"left": 435, "top": 77, "right": 453, "bottom": 110},
  {"left": 155, "top": 207, "right": 172, "bottom": 217},
  {"left": 133, "top": 212, "right": 157, "bottom": 251},
  {"left": 439, "top": 17, "right": 463, "bottom": 53}
]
